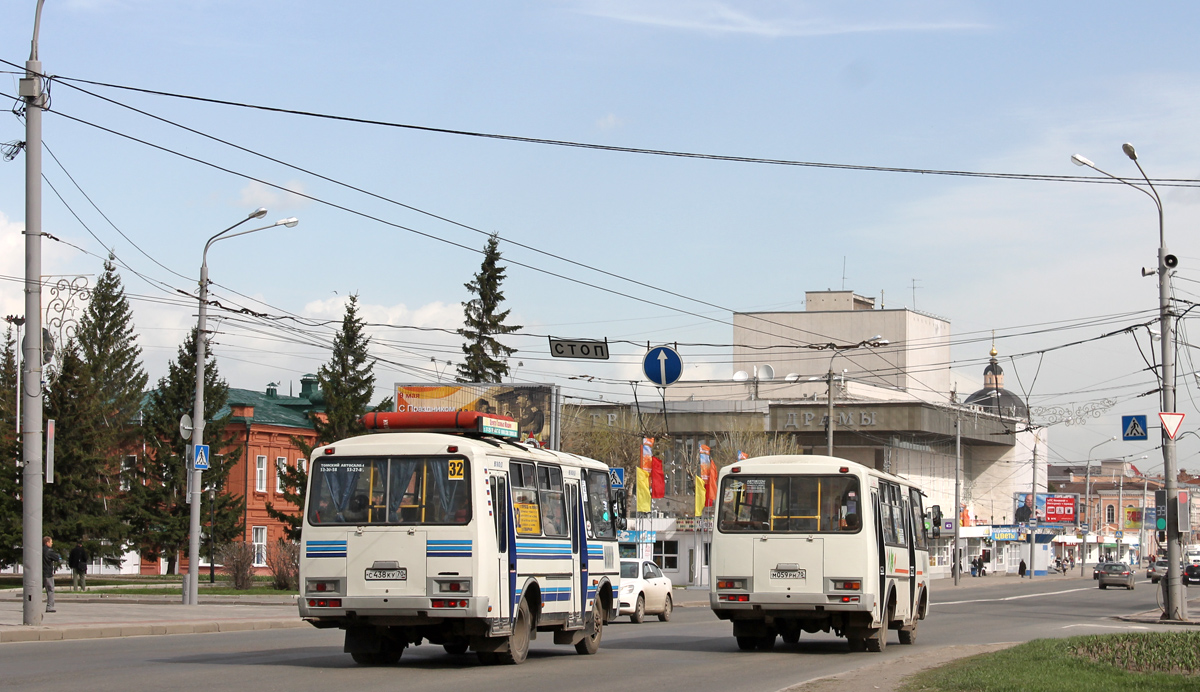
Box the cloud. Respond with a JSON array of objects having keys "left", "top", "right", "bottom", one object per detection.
[
  {"left": 597, "top": 113, "right": 625, "bottom": 131},
  {"left": 573, "top": 0, "right": 987, "bottom": 38},
  {"left": 237, "top": 180, "right": 309, "bottom": 210}
]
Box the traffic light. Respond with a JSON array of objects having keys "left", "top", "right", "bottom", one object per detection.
[
  {"left": 1157, "top": 530, "right": 1166, "bottom": 543},
  {"left": 930, "top": 505, "right": 943, "bottom": 538}
]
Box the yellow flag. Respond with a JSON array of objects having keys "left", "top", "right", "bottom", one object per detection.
[
  {"left": 695, "top": 474, "right": 706, "bottom": 516},
  {"left": 636, "top": 467, "right": 652, "bottom": 512}
]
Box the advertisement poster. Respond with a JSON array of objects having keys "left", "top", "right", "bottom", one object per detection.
[
  {"left": 1012, "top": 493, "right": 1078, "bottom": 525},
  {"left": 1123, "top": 507, "right": 1143, "bottom": 530},
  {"left": 394, "top": 383, "right": 559, "bottom": 448}
]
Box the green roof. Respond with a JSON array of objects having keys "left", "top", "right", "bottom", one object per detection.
[{"left": 220, "top": 388, "right": 318, "bottom": 429}]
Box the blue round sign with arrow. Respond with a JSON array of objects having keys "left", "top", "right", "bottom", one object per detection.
[{"left": 643, "top": 345, "right": 683, "bottom": 386}]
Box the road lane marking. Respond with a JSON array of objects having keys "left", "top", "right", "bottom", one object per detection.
[
  {"left": 933, "top": 586, "right": 1094, "bottom": 606},
  {"left": 1061, "top": 624, "right": 1149, "bottom": 630}
]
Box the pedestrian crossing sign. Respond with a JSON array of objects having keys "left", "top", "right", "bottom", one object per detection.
[
  {"left": 194, "top": 444, "right": 210, "bottom": 471},
  {"left": 1121, "top": 415, "right": 1147, "bottom": 441}
]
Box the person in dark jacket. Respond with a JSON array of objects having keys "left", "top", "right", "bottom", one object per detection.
[
  {"left": 1018, "top": 559, "right": 1027, "bottom": 578},
  {"left": 42, "top": 536, "right": 61, "bottom": 612},
  {"left": 68, "top": 542, "right": 88, "bottom": 592}
]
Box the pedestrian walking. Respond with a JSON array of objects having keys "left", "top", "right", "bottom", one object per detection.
[
  {"left": 68, "top": 542, "right": 88, "bottom": 592},
  {"left": 42, "top": 536, "right": 61, "bottom": 613},
  {"left": 1018, "top": 559, "right": 1027, "bottom": 577}
]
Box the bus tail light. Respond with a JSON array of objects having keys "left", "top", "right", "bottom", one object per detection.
[
  {"left": 437, "top": 580, "right": 471, "bottom": 593},
  {"left": 306, "top": 579, "right": 341, "bottom": 594},
  {"left": 840, "top": 596, "right": 860, "bottom": 603},
  {"left": 431, "top": 599, "right": 469, "bottom": 608},
  {"left": 716, "top": 580, "right": 746, "bottom": 590},
  {"left": 833, "top": 580, "right": 861, "bottom": 590},
  {"left": 307, "top": 598, "right": 342, "bottom": 607},
  {"left": 718, "top": 594, "right": 749, "bottom": 602}
]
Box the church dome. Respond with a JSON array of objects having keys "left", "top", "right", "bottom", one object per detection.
[{"left": 963, "top": 349, "right": 1028, "bottom": 419}]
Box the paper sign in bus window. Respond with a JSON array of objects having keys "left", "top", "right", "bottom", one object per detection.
[
  {"left": 448, "top": 459, "right": 464, "bottom": 481},
  {"left": 515, "top": 503, "right": 541, "bottom": 535}
]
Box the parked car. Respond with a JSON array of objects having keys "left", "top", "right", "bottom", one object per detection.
[
  {"left": 618, "top": 559, "right": 674, "bottom": 623},
  {"left": 1184, "top": 563, "right": 1200, "bottom": 585},
  {"left": 1147, "top": 560, "right": 1169, "bottom": 584},
  {"left": 1097, "top": 563, "right": 1135, "bottom": 590}
]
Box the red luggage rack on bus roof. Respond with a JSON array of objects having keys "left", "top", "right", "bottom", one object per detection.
[{"left": 361, "top": 411, "right": 520, "bottom": 439}]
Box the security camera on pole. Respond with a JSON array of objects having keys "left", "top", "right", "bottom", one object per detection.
[{"left": 187, "top": 211, "right": 299, "bottom": 605}]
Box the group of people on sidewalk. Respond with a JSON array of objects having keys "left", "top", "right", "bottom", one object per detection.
[{"left": 40, "top": 536, "right": 91, "bottom": 613}]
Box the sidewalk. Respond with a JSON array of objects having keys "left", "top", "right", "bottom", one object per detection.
[{"left": 0, "top": 593, "right": 304, "bottom": 643}]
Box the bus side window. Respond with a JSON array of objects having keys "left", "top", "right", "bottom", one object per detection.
[{"left": 511, "top": 461, "right": 541, "bottom": 536}]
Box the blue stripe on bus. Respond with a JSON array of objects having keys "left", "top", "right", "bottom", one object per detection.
[
  {"left": 305, "top": 540, "right": 347, "bottom": 558},
  {"left": 427, "top": 539, "right": 473, "bottom": 557}
]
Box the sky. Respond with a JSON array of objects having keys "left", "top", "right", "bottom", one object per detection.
[{"left": 3, "top": 1, "right": 1200, "bottom": 472}]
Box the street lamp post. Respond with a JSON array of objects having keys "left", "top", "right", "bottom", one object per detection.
[
  {"left": 1083, "top": 436, "right": 1118, "bottom": 575},
  {"left": 187, "top": 210, "right": 298, "bottom": 606},
  {"left": 21, "top": 0, "right": 48, "bottom": 628},
  {"left": 1072, "top": 145, "right": 1187, "bottom": 621},
  {"left": 820, "top": 336, "right": 889, "bottom": 456}
]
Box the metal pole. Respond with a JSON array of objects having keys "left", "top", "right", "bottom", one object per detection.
[
  {"left": 954, "top": 410, "right": 961, "bottom": 585},
  {"left": 187, "top": 262, "right": 208, "bottom": 606},
  {"left": 1117, "top": 473, "right": 1125, "bottom": 562},
  {"left": 210, "top": 487, "right": 216, "bottom": 583},
  {"left": 826, "top": 368, "right": 834, "bottom": 457},
  {"left": 1082, "top": 463, "right": 1092, "bottom": 576},
  {"left": 21, "top": 0, "right": 47, "bottom": 627},
  {"left": 1029, "top": 435, "right": 1038, "bottom": 580},
  {"left": 1124, "top": 147, "right": 1188, "bottom": 620}
]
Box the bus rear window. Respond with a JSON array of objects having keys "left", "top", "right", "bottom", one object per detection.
[
  {"left": 717, "top": 475, "right": 861, "bottom": 533},
  {"left": 308, "top": 456, "right": 470, "bottom": 526}
]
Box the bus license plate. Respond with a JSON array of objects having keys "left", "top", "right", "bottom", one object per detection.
[
  {"left": 770, "top": 569, "right": 805, "bottom": 580},
  {"left": 365, "top": 568, "right": 407, "bottom": 581}
]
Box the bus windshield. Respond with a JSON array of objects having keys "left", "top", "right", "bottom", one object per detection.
[
  {"left": 717, "top": 474, "right": 861, "bottom": 533},
  {"left": 308, "top": 456, "right": 470, "bottom": 526}
]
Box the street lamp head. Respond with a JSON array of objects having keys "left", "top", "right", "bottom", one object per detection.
[
  {"left": 249, "top": 207, "right": 268, "bottom": 219},
  {"left": 280, "top": 217, "right": 299, "bottom": 228},
  {"left": 1071, "top": 154, "right": 1093, "bottom": 167},
  {"left": 1121, "top": 143, "right": 1137, "bottom": 161}
]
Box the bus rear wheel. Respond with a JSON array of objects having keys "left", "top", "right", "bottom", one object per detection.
[
  {"left": 865, "top": 628, "right": 887, "bottom": 652},
  {"left": 575, "top": 598, "right": 604, "bottom": 655},
  {"left": 497, "top": 599, "right": 532, "bottom": 665},
  {"left": 736, "top": 636, "right": 758, "bottom": 651},
  {"left": 898, "top": 621, "right": 917, "bottom": 645}
]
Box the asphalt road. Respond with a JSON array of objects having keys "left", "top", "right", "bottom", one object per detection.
[{"left": 5, "top": 578, "right": 1196, "bottom": 692}]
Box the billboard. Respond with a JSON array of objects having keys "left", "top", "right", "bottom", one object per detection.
[
  {"left": 394, "top": 383, "right": 560, "bottom": 449},
  {"left": 1123, "top": 507, "right": 1143, "bottom": 531},
  {"left": 1012, "top": 493, "right": 1078, "bottom": 525}
]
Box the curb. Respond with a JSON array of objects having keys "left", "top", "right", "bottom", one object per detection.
[{"left": 0, "top": 618, "right": 307, "bottom": 643}]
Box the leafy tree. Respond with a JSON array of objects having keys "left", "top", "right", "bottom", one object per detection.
[
  {"left": 42, "top": 341, "right": 126, "bottom": 558},
  {"left": 0, "top": 327, "right": 21, "bottom": 567},
  {"left": 76, "top": 255, "right": 147, "bottom": 450},
  {"left": 457, "top": 233, "right": 522, "bottom": 383},
  {"left": 124, "top": 328, "right": 243, "bottom": 574},
  {"left": 266, "top": 297, "right": 378, "bottom": 540}
]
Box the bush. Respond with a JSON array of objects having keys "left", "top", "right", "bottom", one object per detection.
[
  {"left": 217, "top": 542, "right": 257, "bottom": 590},
  {"left": 265, "top": 540, "right": 300, "bottom": 591}
]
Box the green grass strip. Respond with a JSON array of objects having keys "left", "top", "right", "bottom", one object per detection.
[{"left": 902, "top": 633, "right": 1200, "bottom": 692}]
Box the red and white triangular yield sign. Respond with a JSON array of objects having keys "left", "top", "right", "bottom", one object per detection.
[{"left": 1159, "top": 412, "right": 1186, "bottom": 440}]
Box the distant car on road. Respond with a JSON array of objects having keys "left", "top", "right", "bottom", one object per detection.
[
  {"left": 1147, "top": 560, "right": 1169, "bottom": 584},
  {"left": 1183, "top": 563, "right": 1200, "bottom": 585},
  {"left": 1092, "top": 561, "right": 1112, "bottom": 580},
  {"left": 1097, "top": 563, "right": 1135, "bottom": 590},
  {"left": 618, "top": 559, "right": 673, "bottom": 623}
]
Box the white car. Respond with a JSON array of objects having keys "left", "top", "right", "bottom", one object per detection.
[{"left": 618, "top": 559, "right": 673, "bottom": 623}]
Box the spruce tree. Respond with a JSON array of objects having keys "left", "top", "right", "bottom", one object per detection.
[
  {"left": 76, "top": 255, "right": 147, "bottom": 448},
  {"left": 457, "top": 233, "right": 522, "bottom": 383},
  {"left": 267, "top": 296, "right": 377, "bottom": 539},
  {"left": 0, "top": 327, "right": 21, "bottom": 567},
  {"left": 124, "top": 328, "right": 243, "bottom": 573},
  {"left": 42, "top": 341, "right": 126, "bottom": 559}
]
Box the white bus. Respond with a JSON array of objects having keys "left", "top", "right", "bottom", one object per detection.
[
  {"left": 298, "top": 411, "right": 623, "bottom": 665},
  {"left": 709, "top": 454, "right": 930, "bottom": 652}
]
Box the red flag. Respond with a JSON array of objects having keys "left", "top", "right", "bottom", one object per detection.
[
  {"left": 699, "top": 444, "right": 717, "bottom": 507},
  {"left": 650, "top": 456, "right": 665, "bottom": 499}
]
